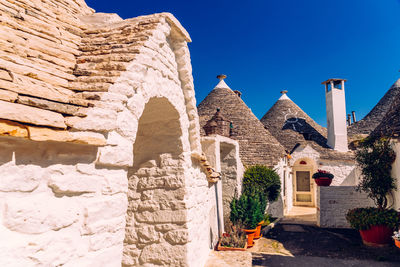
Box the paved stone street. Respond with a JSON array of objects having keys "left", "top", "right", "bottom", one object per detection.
[{"left": 250, "top": 223, "right": 400, "bottom": 266}]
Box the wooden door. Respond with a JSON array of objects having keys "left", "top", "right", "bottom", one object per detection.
[{"left": 293, "top": 171, "right": 314, "bottom": 206}]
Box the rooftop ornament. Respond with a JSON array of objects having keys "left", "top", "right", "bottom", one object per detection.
[{"left": 203, "top": 108, "right": 232, "bottom": 137}]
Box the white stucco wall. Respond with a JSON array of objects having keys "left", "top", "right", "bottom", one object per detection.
[
  {"left": 391, "top": 141, "right": 400, "bottom": 211},
  {"left": 268, "top": 158, "right": 287, "bottom": 218},
  {"left": 202, "top": 135, "right": 243, "bottom": 226},
  {"left": 317, "top": 186, "right": 374, "bottom": 228},
  {"left": 318, "top": 160, "right": 358, "bottom": 186},
  {"left": 0, "top": 14, "right": 218, "bottom": 267},
  {"left": 0, "top": 138, "right": 128, "bottom": 267}
]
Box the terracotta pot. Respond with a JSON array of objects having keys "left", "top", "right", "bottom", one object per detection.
[
  {"left": 254, "top": 221, "right": 264, "bottom": 239},
  {"left": 242, "top": 228, "right": 257, "bottom": 248},
  {"left": 217, "top": 240, "right": 247, "bottom": 251},
  {"left": 359, "top": 225, "right": 393, "bottom": 247},
  {"left": 395, "top": 239, "right": 400, "bottom": 249},
  {"left": 314, "top": 177, "right": 332, "bottom": 186}
]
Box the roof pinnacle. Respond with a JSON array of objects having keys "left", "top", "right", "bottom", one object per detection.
[{"left": 217, "top": 74, "right": 227, "bottom": 80}]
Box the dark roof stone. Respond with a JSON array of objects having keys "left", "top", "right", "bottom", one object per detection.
[
  {"left": 197, "top": 84, "right": 286, "bottom": 167},
  {"left": 348, "top": 79, "right": 400, "bottom": 136}
]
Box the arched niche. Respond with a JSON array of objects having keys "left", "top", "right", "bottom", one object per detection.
[{"left": 122, "top": 97, "right": 188, "bottom": 266}]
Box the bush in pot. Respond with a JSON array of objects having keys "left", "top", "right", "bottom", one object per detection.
[
  {"left": 346, "top": 137, "right": 399, "bottom": 246},
  {"left": 230, "top": 192, "right": 262, "bottom": 247},
  {"left": 242, "top": 165, "right": 281, "bottom": 203}
]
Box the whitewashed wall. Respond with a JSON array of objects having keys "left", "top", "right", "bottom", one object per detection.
[
  {"left": 268, "top": 158, "right": 287, "bottom": 218},
  {"left": 391, "top": 141, "right": 400, "bottom": 211},
  {"left": 0, "top": 138, "right": 128, "bottom": 267},
  {"left": 0, "top": 11, "right": 217, "bottom": 267},
  {"left": 317, "top": 186, "right": 374, "bottom": 228},
  {"left": 202, "top": 135, "right": 243, "bottom": 226}
]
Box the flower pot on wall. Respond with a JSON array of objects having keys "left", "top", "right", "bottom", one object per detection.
[
  {"left": 359, "top": 225, "right": 393, "bottom": 247},
  {"left": 254, "top": 221, "right": 264, "bottom": 239},
  {"left": 242, "top": 228, "right": 257, "bottom": 248},
  {"left": 395, "top": 239, "right": 400, "bottom": 249},
  {"left": 314, "top": 177, "right": 332, "bottom": 186}
]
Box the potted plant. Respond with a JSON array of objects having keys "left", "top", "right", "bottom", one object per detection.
[
  {"left": 249, "top": 188, "right": 266, "bottom": 239},
  {"left": 230, "top": 193, "right": 260, "bottom": 248},
  {"left": 217, "top": 222, "right": 247, "bottom": 251},
  {"left": 312, "top": 169, "right": 334, "bottom": 186},
  {"left": 393, "top": 231, "right": 400, "bottom": 248},
  {"left": 242, "top": 165, "right": 281, "bottom": 203},
  {"left": 242, "top": 165, "right": 281, "bottom": 239},
  {"left": 346, "top": 137, "right": 399, "bottom": 246}
]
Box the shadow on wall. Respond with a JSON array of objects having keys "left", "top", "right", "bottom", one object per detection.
[
  {"left": 0, "top": 136, "right": 98, "bottom": 167},
  {"left": 282, "top": 118, "right": 328, "bottom": 148},
  {"left": 339, "top": 167, "right": 357, "bottom": 186}
]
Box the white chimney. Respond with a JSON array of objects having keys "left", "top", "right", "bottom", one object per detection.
[{"left": 322, "top": 78, "right": 348, "bottom": 152}]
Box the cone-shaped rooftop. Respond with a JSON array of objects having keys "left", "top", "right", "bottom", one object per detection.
[
  {"left": 371, "top": 84, "right": 400, "bottom": 138},
  {"left": 260, "top": 91, "right": 328, "bottom": 152},
  {"left": 261, "top": 91, "right": 354, "bottom": 160},
  {"left": 197, "top": 75, "right": 286, "bottom": 167},
  {"left": 348, "top": 78, "right": 400, "bottom": 136}
]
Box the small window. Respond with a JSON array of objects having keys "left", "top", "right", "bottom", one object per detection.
[
  {"left": 333, "top": 81, "right": 342, "bottom": 89},
  {"left": 300, "top": 160, "right": 307, "bottom": 165}
]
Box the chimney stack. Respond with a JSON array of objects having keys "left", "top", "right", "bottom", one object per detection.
[
  {"left": 351, "top": 111, "right": 356, "bottom": 124},
  {"left": 347, "top": 114, "right": 351, "bottom": 126},
  {"left": 233, "top": 90, "right": 242, "bottom": 98},
  {"left": 322, "top": 78, "right": 348, "bottom": 152}
]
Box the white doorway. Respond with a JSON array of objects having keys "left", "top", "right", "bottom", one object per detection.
[{"left": 292, "top": 159, "right": 316, "bottom": 207}]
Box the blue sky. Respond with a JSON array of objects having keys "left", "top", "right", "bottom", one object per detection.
[{"left": 86, "top": 0, "right": 400, "bottom": 126}]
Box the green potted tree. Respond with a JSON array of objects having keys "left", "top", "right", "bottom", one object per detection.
[
  {"left": 242, "top": 165, "right": 281, "bottom": 203},
  {"left": 346, "top": 137, "right": 399, "bottom": 246},
  {"left": 312, "top": 169, "right": 334, "bottom": 186},
  {"left": 242, "top": 166, "right": 280, "bottom": 239},
  {"left": 230, "top": 193, "right": 261, "bottom": 248}
]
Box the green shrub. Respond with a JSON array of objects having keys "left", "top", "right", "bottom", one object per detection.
[
  {"left": 242, "top": 165, "right": 281, "bottom": 203},
  {"left": 229, "top": 192, "right": 261, "bottom": 229},
  {"left": 355, "top": 137, "right": 396, "bottom": 209},
  {"left": 346, "top": 207, "right": 400, "bottom": 230}
]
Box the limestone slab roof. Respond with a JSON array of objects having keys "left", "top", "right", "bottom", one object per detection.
[
  {"left": 371, "top": 85, "right": 400, "bottom": 139},
  {"left": 197, "top": 79, "right": 286, "bottom": 167},
  {"left": 348, "top": 79, "right": 400, "bottom": 136},
  {"left": 0, "top": 0, "right": 188, "bottom": 145},
  {"left": 261, "top": 92, "right": 354, "bottom": 161}
]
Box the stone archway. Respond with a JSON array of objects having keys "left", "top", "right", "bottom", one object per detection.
[{"left": 122, "top": 97, "right": 189, "bottom": 266}]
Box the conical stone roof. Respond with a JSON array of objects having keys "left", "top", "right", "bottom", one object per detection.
[
  {"left": 348, "top": 79, "right": 400, "bottom": 136},
  {"left": 197, "top": 78, "right": 286, "bottom": 167},
  {"left": 371, "top": 87, "right": 400, "bottom": 139},
  {"left": 260, "top": 92, "right": 354, "bottom": 161},
  {"left": 260, "top": 92, "right": 328, "bottom": 152}
]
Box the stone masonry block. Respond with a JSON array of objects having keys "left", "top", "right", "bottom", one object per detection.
[{"left": 3, "top": 194, "right": 80, "bottom": 234}]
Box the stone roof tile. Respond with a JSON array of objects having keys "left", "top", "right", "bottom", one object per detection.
[
  {"left": 348, "top": 79, "right": 400, "bottom": 136},
  {"left": 261, "top": 92, "right": 354, "bottom": 161},
  {"left": 197, "top": 79, "right": 286, "bottom": 167}
]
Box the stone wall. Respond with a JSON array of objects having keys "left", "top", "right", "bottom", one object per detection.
[
  {"left": 201, "top": 135, "right": 243, "bottom": 237},
  {"left": 319, "top": 161, "right": 358, "bottom": 186},
  {"left": 267, "top": 158, "right": 287, "bottom": 218},
  {"left": 0, "top": 137, "right": 128, "bottom": 266},
  {"left": 317, "top": 186, "right": 374, "bottom": 228},
  {"left": 0, "top": 1, "right": 218, "bottom": 266},
  {"left": 391, "top": 142, "right": 400, "bottom": 211}
]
